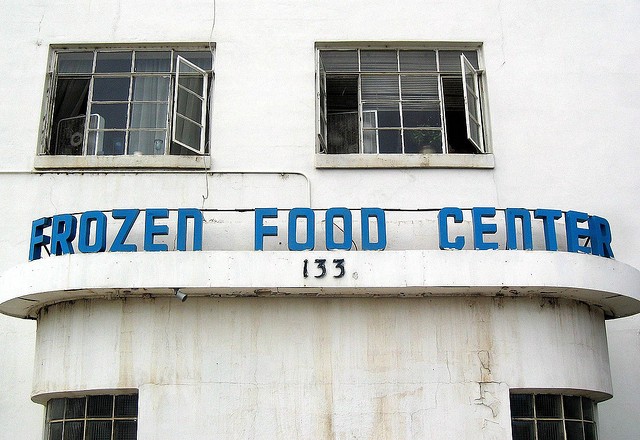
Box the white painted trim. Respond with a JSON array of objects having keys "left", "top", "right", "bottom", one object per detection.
[
  {"left": 33, "top": 154, "right": 211, "bottom": 170},
  {"left": 1, "top": 250, "right": 638, "bottom": 319},
  {"left": 315, "top": 153, "right": 495, "bottom": 169}
]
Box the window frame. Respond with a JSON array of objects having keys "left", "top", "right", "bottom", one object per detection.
[
  {"left": 45, "top": 393, "right": 139, "bottom": 440},
  {"left": 510, "top": 393, "right": 598, "bottom": 440},
  {"left": 35, "top": 45, "right": 214, "bottom": 171},
  {"left": 314, "top": 43, "right": 494, "bottom": 169}
]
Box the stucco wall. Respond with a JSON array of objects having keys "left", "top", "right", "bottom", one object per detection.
[
  {"left": 33, "top": 297, "right": 609, "bottom": 439},
  {"left": 1, "top": 0, "right": 639, "bottom": 438}
]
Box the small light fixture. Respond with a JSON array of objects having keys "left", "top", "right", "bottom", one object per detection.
[{"left": 174, "top": 288, "right": 188, "bottom": 302}]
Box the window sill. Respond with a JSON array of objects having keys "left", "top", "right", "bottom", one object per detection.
[
  {"left": 33, "top": 154, "right": 211, "bottom": 171},
  {"left": 314, "top": 153, "right": 495, "bottom": 169}
]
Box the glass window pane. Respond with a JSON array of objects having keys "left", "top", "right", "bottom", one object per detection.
[
  {"left": 378, "top": 129, "right": 401, "bottom": 153},
  {"left": 537, "top": 421, "right": 564, "bottom": 440},
  {"left": 92, "top": 77, "right": 131, "bottom": 101},
  {"left": 133, "top": 76, "right": 170, "bottom": 102},
  {"left": 65, "top": 398, "right": 85, "bottom": 419},
  {"left": 176, "top": 91, "right": 203, "bottom": 122},
  {"left": 466, "top": 87, "right": 478, "bottom": 121},
  {"left": 511, "top": 421, "right": 535, "bottom": 440},
  {"left": 114, "top": 421, "right": 137, "bottom": 440},
  {"left": 564, "top": 396, "right": 582, "bottom": 420},
  {"left": 438, "top": 50, "right": 479, "bottom": 71},
  {"left": 88, "top": 114, "right": 104, "bottom": 129},
  {"left": 86, "top": 420, "right": 113, "bottom": 440},
  {"left": 326, "top": 75, "right": 358, "bottom": 112},
  {"left": 175, "top": 51, "right": 213, "bottom": 71},
  {"left": 90, "top": 103, "right": 128, "bottom": 129},
  {"left": 402, "top": 102, "right": 441, "bottom": 128},
  {"left": 129, "top": 130, "right": 167, "bottom": 155},
  {"left": 86, "top": 130, "right": 98, "bottom": 155},
  {"left": 63, "top": 421, "right": 85, "bottom": 440},
  {"left": 327, "top": 112, "right": 359, "bottom": 154},
  {"left": 584, "top": 422, "right": 597, "bottom": 440},
  {"left": 361, "top": 50, "right": 397, "bottom": 72},
  {"left": 58, "top": 52, "right": 94, "bottom": 74},
  {"left": 363, "top": 130, "right": 377, "bottom": 153},
  {"left": 91, "top": 130, "right": 126, "bottom": 155},
  {"left": 51, "top": 79, "right": 90, "bottom": 155},
  {"left": 361, "top": 75, "right": 399, "bottom": 101},
  {"left": 536, "top": 394, "right": 562, "bottom": 418},
  {"left": 510, "top": 394, "right": 534, "bottom": 418},
  {"left": 582, "top": 398, "right": 594, "bottom": 421},
  {"left": 95, "top": 51, "right": 133, "bottom": 73},
  {"left": 320, "top": 50, "right": 358, "bottom": 72},
  {"left": 401, "top": 75, "right": 439, "bottom": 100},
  {"left": 404, "top": 130, "right": 442, "bottom": 154},
  {"left": 465, "top": 69, "right": 476, "bottom": 90},
  {"left": 565, "top": 420, "right": 584, "bottom": 440},
  {"left": 135, "top": 51, "right": 171, "bottom": 72},
  {"left": 49, "top": 422, "right": 64, "bottom": 440},
  {"left": 87, "top": 395, "right": 113, "bottom": 418},
  {"left": 362, "top": 103, "right": 400, "bottom": 128},
  {"left": 399, "top": 50, "right": 437, "bottom": 71},
  {"left": 114, "top": 394, "right": 138, "bottom": 417},
  {"left": 175, "top": 116, "right": 202, "bottom": 150},
  {"left": 130, "top": 103, "right": 168, "bottom": 129},
  {"left": 48, "top": 399, "right": 66, "bottom": 420},
  {"left": 469, "top": 120, "right": 481, "bottom": 145},
  {"left": 178, "top": 75, "right": 205, "bottom": 96}
]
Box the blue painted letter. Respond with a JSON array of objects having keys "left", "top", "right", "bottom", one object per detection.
[
  {"left": 505, "top": 208, "right": 533, "bottom": 250},
  {"left": 177, "top": 208, "right": 203, "bottom": 251},
  {"left": 472, "top": 207, "right": 498, "bottom": 250},
  {"left": 326, "top": 208, "right": 352, "bottom": 250},
  {"left": 565, "top": 210, "right": 591, "bottom": 254},
  {"left": 288, "top": 208, "right": 315, "bottom": 251},
  {"left": 438, "top": 207, "right": 464, "bottom": 250},
  {"left": 51, "top": 214, "right": 78, "bottom": 256},
  {"left": 534, "top": 209, "right": 562, "bottom": 251},
  {"left": 255, "top": 208, "right": 278, "bottom": 251},
  {"left": 78, "top": 211, "right": 107, "bottom": 253},
  {"left": 144, "top": 209, "right": 169, "bottom": 251},
  {"left": 588, "top": 215, "right": 614, "bottom": 258},
  {"left": 29, "top": 217, "right": 51, "bottom": 261},
  {"left": 110, "top": 209, "right": 139, "bottom": 252},
  {"left": 361, "top": 208, "right": 386, "bottom": 250}
]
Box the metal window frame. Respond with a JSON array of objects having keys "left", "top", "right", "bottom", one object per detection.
[
  {"left": 45, "top": 394, "right": 138, "bottom": 440},
  {"left": 461, "top": 53, "right": 485, "bottom": 153},
  {"left": 172, "top": 55, "right": 209, "bottom": 155},
  {"left": 42, "top": 47, "right": 213, "bottom": 158},
  {"left": 318, "top": 46, "right": 483, "bottom": 156},
  {"left": 510, "top": 393, "right": 598, "bottom": 440},
  {"left": 317, "top": 55, "right": 328, "bottom": 153}
]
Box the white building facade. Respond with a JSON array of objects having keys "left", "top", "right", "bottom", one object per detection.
[{"left": 1, "top": 1, "right": 639, "bottom": 439}]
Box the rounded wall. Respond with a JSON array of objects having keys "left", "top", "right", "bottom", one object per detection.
[{"left": 33, "top": 296, "right": 610, "bottom": 439}]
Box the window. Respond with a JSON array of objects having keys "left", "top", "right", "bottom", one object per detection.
[
  {"left": 45, "top": 394, "right": 138, "bottom": 440},
  {"left": 41, "top": 48, "right": 212, "bottom": 158},
  {"left": 510, "top": 393, "right": 598, "bottom": 440},
  {"left": 317, "top": 46, "right": 487, "bottom": 157}
]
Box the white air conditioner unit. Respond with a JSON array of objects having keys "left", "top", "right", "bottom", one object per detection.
[{"left": 55, "top": 114, "right": 104, "bottom": 155}]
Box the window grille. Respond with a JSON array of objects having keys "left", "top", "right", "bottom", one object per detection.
[
  {"left": 46, "top": 394, "right": 138, "bottom": 440},
  {"left": 510, "top": 393, "right": 598, "bottom": 440}
]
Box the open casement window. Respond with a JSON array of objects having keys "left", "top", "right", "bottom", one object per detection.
[
  {"left": 318, "top": 57, "right": 328, "bottom": 153},
  {"left": 461, "top": 54, "right": 484, "bottom": 153},
  {"left": 318, "top": 47, "right": 488, "bottom": 157},
  {"left": 42, "top": 48, "right": 212, "bottom": 158},
  {"left": 172, "top": 56, "right": 208, "bottom": 154}
]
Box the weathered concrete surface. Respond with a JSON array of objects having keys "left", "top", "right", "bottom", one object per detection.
[{"left": 33, "top": 297, "right": 609, "bottom": 439}]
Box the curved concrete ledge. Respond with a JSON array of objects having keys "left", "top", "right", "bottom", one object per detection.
[{"left": 1, "top": 250, "right": 639, "bottom": 319}]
